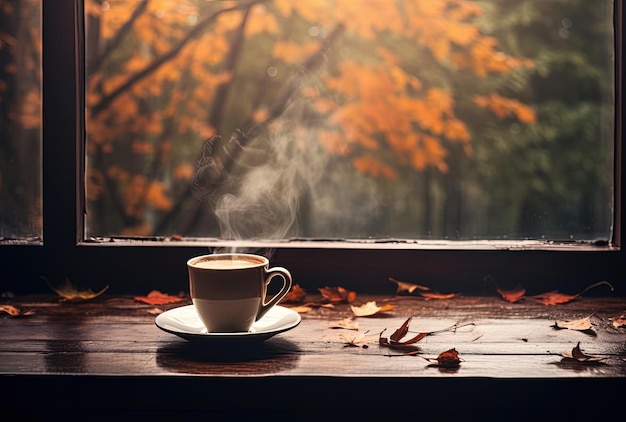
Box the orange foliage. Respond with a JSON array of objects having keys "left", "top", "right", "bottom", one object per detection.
[
  {"left": 174, "top": 163, "right": 195, "bottom": 180},
  {"left": 474, "top": 94, "right": 537, "bottom": 123},
  {"left": 352, "top": 155, "right": 397, "bottom": 179},
  {"left": 83, "top": 0, "right": 537, "bottom": 234},
  {"left": 147, "top": 182, "right": 173, "bottom": 211}
]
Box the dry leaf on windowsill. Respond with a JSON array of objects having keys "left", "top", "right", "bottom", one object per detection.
[
  {"left": 282, "top": 284, "right": 307, "bottom": 304},
  {"left": 329, "top": 317, "right": 359, "bottom": 330},
  {"left": 424, "top": 348, "right": 462, "bottom": 368},
  {"left": 497, "top": 285, "right": 526, "bottom": 303},
  {"left": 319, "top": 286, "right": 357, "bottom": 303},
  {"left": 287, "top": 305, "right": 313, "bottom": 313},
  {"left": 351, "top": 301, "right": 396, "bottom": 317},
  {"left": 388, "top": 277, "right": 430, "bottom": 294},
  {"left": 486, "top": 275, "right": 526, "bottom": 303},
  {"left": 0, "top": 305, "right": 36, "bottom": 317},
  {"left": 340, "top": 331, "right": 372, "bottom": 348},
  {"left": 420, "top": 291, "right": 460, "bottom": 300},
  {"left": 560, "top": 342, "right": 606, "bottom": 363},
  {"left": 553, "top": 314, "right": 594, "bottom": 332},
  {"left": 379, "top": 317, "right": 475, "bottom": 354},
  {"left": 387, "top": 277, "right": 458, "bottom": 301},
  {"left": 528, "top": 281, "right": 614, "bottom": 306},
  {"left": 609, "top": 314, "right": 626, "bottom": 328},
  {"left": 379, "top": 317, "right": 429, "bottom": 352},
  {"left": 285, "top": 302, "right": 335, "bottom": 313},
  {"left": 44, "top": 277, "right": 109, "bottom": 301},
  {"left": 134, "top": 290, "right": 186, "bottom": 305}
]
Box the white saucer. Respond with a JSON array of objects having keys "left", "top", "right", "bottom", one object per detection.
[{"left": 155, "top": 305, "right": 301, "bottom": 344}]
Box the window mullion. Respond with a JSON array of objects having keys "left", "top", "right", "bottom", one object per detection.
[{"left": 42, "top": 0, "right": 82, "bottom": 280}]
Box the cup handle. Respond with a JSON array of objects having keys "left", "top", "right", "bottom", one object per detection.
[{"left": 256, "top": 266, "right": 293, "bottom": 322}]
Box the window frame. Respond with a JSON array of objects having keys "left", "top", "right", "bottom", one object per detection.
[{"left": 1, "top": 0, "right": 624, "bottom": 296}]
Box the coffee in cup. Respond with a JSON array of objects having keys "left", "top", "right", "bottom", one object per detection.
[{"left": 187, "top": 253, "right": 293, "bottom": 333}]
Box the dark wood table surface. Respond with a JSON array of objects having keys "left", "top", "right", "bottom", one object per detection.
[{"left": 1, "top": 293, "right": 625, "bottom": 418}]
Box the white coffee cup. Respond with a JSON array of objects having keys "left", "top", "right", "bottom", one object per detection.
[{"left": 187, "top": 253, "right": 293, "bottom": 333}]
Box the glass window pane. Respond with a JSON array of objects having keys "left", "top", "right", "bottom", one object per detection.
[
  {"left": 85, "top": 0, "right": 614, "bottom": 242},
  {"left": 0, "top": 0, "right": 42, "bottom": 240}
]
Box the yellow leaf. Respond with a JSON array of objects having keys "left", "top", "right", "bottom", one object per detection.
[{"left": 44, "top": 277, "right": 109, "bottom": 301}]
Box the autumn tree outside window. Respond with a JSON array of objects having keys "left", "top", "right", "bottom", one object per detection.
[{"left": 83, "top": 0, "right": 615, "bottom": 244}]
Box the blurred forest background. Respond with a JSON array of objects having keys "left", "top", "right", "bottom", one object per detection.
[{"left": 0, "top": 0, "right": 616, "bottom": 242}]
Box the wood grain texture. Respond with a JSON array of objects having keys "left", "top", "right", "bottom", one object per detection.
[{"left": 1, "top": 294, "right": 625, "bottom": 417}]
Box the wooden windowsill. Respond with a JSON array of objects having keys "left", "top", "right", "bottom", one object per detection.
[{"left": 1, "top": 293, "right": 625, "bottom": 417}]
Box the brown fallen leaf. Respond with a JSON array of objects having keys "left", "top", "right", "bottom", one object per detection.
[
  {"left": 379, "top": 317, "right": 426, "bottom": 352},
  {"left": 560, "top": 342, "right": 606, "bottom": 363},
  {"left": 388, "top": 277, "right": 430, "bottom": 294},
  {"left": 351, "top": 301, "right": 396, "bottom": 317},
  {"left": 0, "top": 305, "right": 36, "bottom": 317},
  {"left": 282, "top": 284, "right": 307, "bottom": 304},
  {"left": 134, "top": 290, "right": 186, "bottom": 305},
  {"left": 528, "top": 281, "right": 614, "bottom": 306},
  {"left": 425, "top": 348, "right": 462, "bottom": 368},
  {"left": 420, "top": 291, "right": 459, "bottom": 300},
  {"left": 609, "top": 314, "right": 626, "bottom": 328},
  {"left": 388, "top": 277, "right": 457, "bottom": 300},
  {"left": 380, "top": 317, "right": 475, "bottom": 353},
  {"left": 319, "top": 286, "right": 357, "bottom": 303},
  {"left": 44, "top": 277, "right": 109, "bottom": 301},
  {"left": 329, "top": 317, "right": 359, "bottom": 330},
  {"left": 553, "top": 314, "right": 594, "bottom": 331}
]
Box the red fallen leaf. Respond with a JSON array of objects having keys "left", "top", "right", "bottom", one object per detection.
[
  {"left": 425, "top": 348, "right": 462, "bottom": 368},
  {"left": 134, "top": 290, "right": 186, "bottom": 305},
  {"left": 497, "top": 284, "right": 526, "bottom": 303},
  {"left": 283, "top": 284, "right": 307, "bottom": 303},
  {"left": 319, "top": 286, "right": 357, "bottom": 303},
  {"left": 528, "top": 281, "right": 614, "bottom": 306},
  {"left": 486, "top": 275, "right": 526, "bottom": 303}
]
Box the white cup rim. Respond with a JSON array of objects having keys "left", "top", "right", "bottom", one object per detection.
[{"left": 187, "top": 253, "right": 269, "bottom": 269}]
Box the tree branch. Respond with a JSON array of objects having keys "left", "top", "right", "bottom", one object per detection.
[
  {"left": 90, "top": 0, "right": 266, "bottom": 118},
  {"left": 87, "top": 0, "right": 151, "bottom": 74}
]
